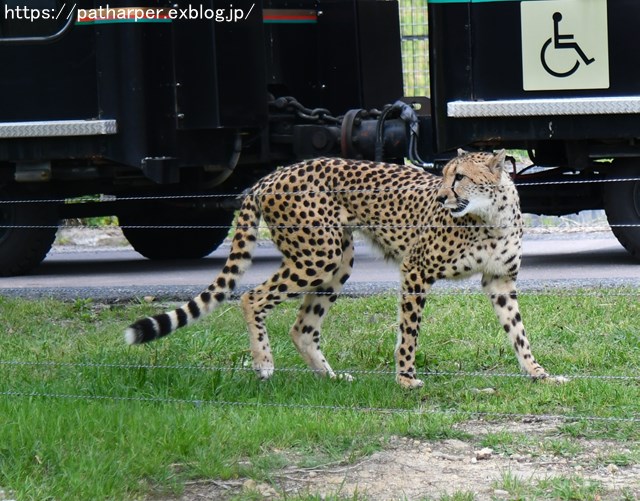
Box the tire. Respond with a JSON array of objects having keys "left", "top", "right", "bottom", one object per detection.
[
  {"left": 603, "top": 161, "right": 640, "bottom": 261},
  {"left": 0, "top": 197, "right": 58, "bottom": 276},
  {"left": 120, "top": 205, "right": 234, "bottom": 260}
]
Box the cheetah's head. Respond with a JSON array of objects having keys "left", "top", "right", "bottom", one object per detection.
[{"left": 435, "top": 149, "right": 509, "bottom": 218}]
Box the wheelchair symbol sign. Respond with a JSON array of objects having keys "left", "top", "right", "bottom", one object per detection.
[
  {"left": 521, "top": 0, "right": 609, "bottom": 91},
  {"left": 540, "top": 12, "right": 595, "bottom": 78}
]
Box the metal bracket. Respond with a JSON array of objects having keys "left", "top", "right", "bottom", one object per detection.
[{"left": 14, "top": 161, "right": 52, "bottom": 182}]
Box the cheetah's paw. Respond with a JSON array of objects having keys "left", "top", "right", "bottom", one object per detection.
[
  {"left": 396, "top": 375, "right": 424, "bottom": 389},
  {"left": 542, "top": 375, "right": 570, "bottom": 384},
  {"left": 254, "top": 364, "right": 275, "bottom": 380},
  {"left": 531, "top": 372, "right": 570, "bottom": 384}
]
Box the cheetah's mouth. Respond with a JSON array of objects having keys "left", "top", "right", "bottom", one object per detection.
[{"left": 449, "top": 199, "right": 469, "bottom": 216}]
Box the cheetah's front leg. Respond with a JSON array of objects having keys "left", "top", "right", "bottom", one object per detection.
[
  {"left": 482, "top": 275, "right": 567, "bottom": 383},
  {"left": 395, "top": 268, "right": 429, "bottom": 389}
]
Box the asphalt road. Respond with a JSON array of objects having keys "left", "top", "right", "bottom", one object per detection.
[{"left": 0, "top": 231, "right": 638, "bottom": 301}]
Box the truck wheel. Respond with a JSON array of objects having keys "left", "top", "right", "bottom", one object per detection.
[
  {"left": 604, "top": 161, "right": 640, "bottom": 261},
  {"left": 120, "top": 207, "right": 234, "bottom": 260},
  {"left": 0, "top": 198, "right": 58, "bottom": 276}
]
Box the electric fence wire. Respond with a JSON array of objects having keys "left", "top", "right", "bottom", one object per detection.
[
  {"left": 1, "top": 178, "right": 638, "bottom": 422},
  {"left": 1, "top": 175, "right": 640, "bottom": 205},
  {"left": 2, "top": 223, "right": 640, "bottom": 230},
  {"left": 2, "top": 337, "right": 638, "bottom": 422},
  {"left": 0, "top": 359, "right": 638, "bottom": 381},
  {"left": 0, "top": 389, "right": 638, "bottom": 424}
]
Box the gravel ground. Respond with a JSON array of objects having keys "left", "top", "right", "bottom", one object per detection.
[
  {"left": 0, "top": 227, "right": 633, "bottom": 302},
  {"left": 161, "top": 420, "right": 639, "bottom": 501}
]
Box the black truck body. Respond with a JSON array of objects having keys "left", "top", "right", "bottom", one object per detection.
[
  {"left": 427, "top": 0, "right": 640, "bottom": 258},
  {"left": 0, "top": 0, "right": 638, "bottom": 276}
]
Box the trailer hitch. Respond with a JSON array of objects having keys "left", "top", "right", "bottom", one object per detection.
[
  {"left": 342, "top": 99, "right": 432, "bottom": 167},
  {"left": 270, "top": 95, "right": 433, "bottom": 167}
]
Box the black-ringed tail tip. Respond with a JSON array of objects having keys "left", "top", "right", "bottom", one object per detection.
[
  {"left": 124, "top": 317, "right": 164, "bottom": 345},
  {"left": 123, "top": 290, "right": 233, "bottom": 345},
  {"left": 124, "top": 327, "right": 141, "bottom": 344},
  {"left": 124, "top": 324, "right": 145, "bottom": 345},
  {"left": 122, "top": 194, "right": 260, "bottom": 349}
]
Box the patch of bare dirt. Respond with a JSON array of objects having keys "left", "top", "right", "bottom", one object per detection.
[{"left": 163, "top": 420, "right": 639, "bottom": 501}]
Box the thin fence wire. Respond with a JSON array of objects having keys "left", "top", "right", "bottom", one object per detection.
[
  {"left": 1, "top": 359, "right": 637, "bottom": 381},
  {"left": 1, "top": 389, "right": 638, "bottom": 423},
  {"left": 3, "top": 286, "right": 639, "bottom": 298},
  {"left": 2, "top": 176, "right": 640, "bottom": 205},
  {"left": 2, "top": 284, "right": 638, "bottom": 420},
  {"left": 6, "top": 262, "right": 635, "bottom": 296},
  {"left": 3, "top": 223, "right": 640, "bottom": 230},
  {"left": 2, "top": 351, "right": 639, "bottom": 423}
]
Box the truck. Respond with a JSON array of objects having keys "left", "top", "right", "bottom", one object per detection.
[{"left": 0, "top": 0, "right": 638, "bottom": 277}]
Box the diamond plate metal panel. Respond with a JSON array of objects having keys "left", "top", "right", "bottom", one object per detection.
[
  {"left": 0, "top": 120, "right": 117, "bottom": 138},
  {"left": 447, "top": 97, "right": 640, "bottom": 118}
]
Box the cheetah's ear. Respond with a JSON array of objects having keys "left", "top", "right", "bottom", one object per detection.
[
  {"left": 457, "top": 148, "right": 468, "bottom": 157},
  {"left": 488, "top": 149, "right": 508, "bottom": 173}
]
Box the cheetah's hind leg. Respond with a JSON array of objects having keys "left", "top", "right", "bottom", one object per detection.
[
  {"left": 241, "top": 231, "right": 355, "bottom": 382},
  {"left": 288, "top": 232, "right": 355, "bottom": 381},
  {"left": 240, "top": 262, "right": 294, "bottom": 380}
]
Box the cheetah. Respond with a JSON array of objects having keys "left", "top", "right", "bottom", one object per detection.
[{"left": 125, "top": 150, "right": 566, "bottom": 388}]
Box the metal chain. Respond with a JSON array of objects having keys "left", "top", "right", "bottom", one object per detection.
[
  {"left": 269, "top": 96, "right": 383, "bottom": 125},
  {"left": 1, "top": 389, "right": 637, "bottom": 423},
  {"left": 269, "top": 96, "right": 343, "bottom": 124}
]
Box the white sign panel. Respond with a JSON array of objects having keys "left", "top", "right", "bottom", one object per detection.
[{"left": 521, "top": 0, "right": 609, "bottom": 91}]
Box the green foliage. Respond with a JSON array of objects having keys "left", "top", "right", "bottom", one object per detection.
[{"left": 399, "top": 0, "right": 430, "bottom": 97}]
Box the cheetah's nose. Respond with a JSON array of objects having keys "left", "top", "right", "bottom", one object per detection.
[{"left": 435, "top": 195, "right": 447, "bottom": 205}]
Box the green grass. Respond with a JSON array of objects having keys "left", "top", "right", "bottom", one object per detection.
[
  {"left": 0, "top": 290, "right": 638, "bottom": 499},
  {"left": 535, "top": 476, "right": 604, "bottom": 501},
  {"left": 437, "top": 492, "right": 476, "bottom": 501},
  {"left": 494, "top": 472, "right": 604, "bottom": 501}
]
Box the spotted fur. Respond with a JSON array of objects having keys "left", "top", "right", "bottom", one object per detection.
[{"left": 125, "top": 150, "right": 566, "bottom": 388}]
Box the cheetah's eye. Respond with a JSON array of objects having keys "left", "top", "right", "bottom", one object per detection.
[{"left": 454, "top": 173, "right": 465, "bottom": 182}]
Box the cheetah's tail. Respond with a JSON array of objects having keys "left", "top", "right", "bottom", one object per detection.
[{"left": 124, "top": 194, "right": 261, "bottom": 345}]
